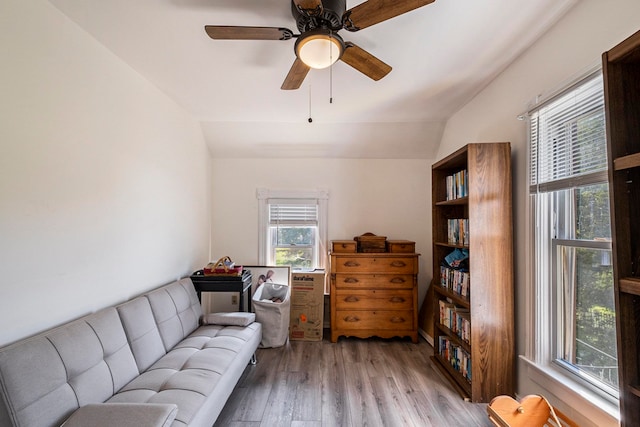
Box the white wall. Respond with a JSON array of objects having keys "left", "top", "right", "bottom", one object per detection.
[
  {"left": 0, "top": 1, "right": 212, "bottom": 346},
  {"left": 437, "top": 0, "right": 640, "bottom": 425},
  {"left": 207, "top": 158, "right": 432, "bottom": 313}
]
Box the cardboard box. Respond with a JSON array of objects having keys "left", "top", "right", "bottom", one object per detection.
[{"left": 289, "top": 270, "right": 325, "bottom": 341}]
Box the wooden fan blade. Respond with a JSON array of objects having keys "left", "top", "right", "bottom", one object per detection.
[
  {"left": 343, "top": 0, "right": 435, "bottom": 31},
  {"left": 292, "top": 0, "right": 324, "bottom": 16},
  {"left": 204, "top": 26, "right": 294, "bottom": 40},
  {"left": 281, "top": 58, "right": 311, "bottom": 90},
  {"left": 340, "top": 42, "right": 392, "bottom": 81}
]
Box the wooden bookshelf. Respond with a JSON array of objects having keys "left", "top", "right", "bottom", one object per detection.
[
  {"left": 431, "top": 143, "right": 514, "bottom": 403},
  {"left": 603, "top": 28, "right": 640, "bottom": 427}
]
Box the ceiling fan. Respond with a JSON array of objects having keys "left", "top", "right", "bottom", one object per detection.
[{"left": 204, "top": 0, "right": 436, "bottom": 90}]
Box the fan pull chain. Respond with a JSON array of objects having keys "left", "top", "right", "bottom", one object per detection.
[
  {"left": 329, "top": 32, "right": 334, "bottom": 104},
  {"left": 330, "top": 61, "right": 333, "bottom": 104},
  {"left": 308, "top": 85, "right": 313, "bottom": 123}
]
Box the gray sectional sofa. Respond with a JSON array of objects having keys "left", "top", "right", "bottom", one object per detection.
[{"left": 0, "top": 278, "right": 262, "bottom": 427}]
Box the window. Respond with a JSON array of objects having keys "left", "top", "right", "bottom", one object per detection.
[
  {"left": 257, "top": 189, "right": 328, "bottom": 271},
  {"left": 268, "top": 201, "right": 318, "bottom": 268},
  {"left": 529, "top": 73, "right": 617, "bottom": 396}
]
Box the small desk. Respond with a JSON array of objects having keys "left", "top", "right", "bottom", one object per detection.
[{"left": 190, "top": 270, "right": 253, "bottom": 312}]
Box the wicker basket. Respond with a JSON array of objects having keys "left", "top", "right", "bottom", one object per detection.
[{"left": 203, "top": 256, "right": 243, "bottom": 276}]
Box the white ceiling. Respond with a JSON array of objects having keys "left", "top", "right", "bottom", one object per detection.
[{"left": 49, "top": 0, "right": 577, "bottom": 159}]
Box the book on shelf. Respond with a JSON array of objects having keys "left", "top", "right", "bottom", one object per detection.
[
  {"left": 456, "top": 310, "right": 471, "bottom": 343},
  {"left": 439, "top": 300, "right": 456, "bottom": 329},
  {"left": 438, "top": 301, "right": 471, "bottom": 343},
  {"left": 445, "top": 169, "right": 468, "bottom": 201},
  {"left": 438, "top": 336, "right": 472, "bottom": 381},
  {"left": 439, "top": 266, "right": 470, "bottom": 297},
  {"left": 447, "top": 218, "right": 469, "bottom": 246}
]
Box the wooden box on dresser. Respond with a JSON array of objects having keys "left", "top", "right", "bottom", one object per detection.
[
  {"left": 329, "top": 251, "right": 420, "bottom": 343},
  {"left": 603, "top": 29, "right": 640, "bottom": 427},
  {"left": 431, "top": 142, "right": 514, "bottom": 403}
]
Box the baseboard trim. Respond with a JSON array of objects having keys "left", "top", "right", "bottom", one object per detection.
[{"left": 419, "top": 328, "right": 433, "bottom": 346}]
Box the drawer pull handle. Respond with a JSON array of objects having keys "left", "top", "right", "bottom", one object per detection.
[
  {"left": 389, "top": 297, "right": 406, "bottom": 303},
  {"left": 390, "top": 316, "right": 406, "bottom": 323},
  {"left": 390, "top": 277, "right": 406, "bottom": 284},
  {"left": 390, "top": 261, "right": 407, "bottom": 267},
  {"left": 344, "top": 315, "right": 360, "bottom": 322},
  {"left": 344, "top": 261, "right": 360, "bottom": 267},
  {"left": 344, "top": 296, "right": 360, "bottom": 303},
  {"left": 344, "top": 277, "right": 359, "bottom": 284}
]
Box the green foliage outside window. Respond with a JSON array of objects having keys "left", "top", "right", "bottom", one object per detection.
[
  {"left": 573, "top": 183, "right": 617, "bottom": 388},
  {"left": 271, "top": 226, "right": 316, "bottom": 269}
]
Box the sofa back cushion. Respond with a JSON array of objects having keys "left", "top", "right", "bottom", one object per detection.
[
  {"left": 86, "top": 307, "right": 140, "bottom": 392},
  {"left": 0, "top": 307, "right": 138, "bottom": 427},
  {"left": 145, "top": 278, "right": 203, "bottom": 351},
  {"left": 116, "top": 296, "right": 167, "bottom": 373}
]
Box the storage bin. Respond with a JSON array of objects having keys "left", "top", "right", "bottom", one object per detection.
[{"left": 252, "top": 283, "right": 291, "bottom": 348}]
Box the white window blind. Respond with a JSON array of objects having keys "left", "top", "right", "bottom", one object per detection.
[
  {"left": 269, "top": 199, "right": 318, "bottom": 226},
  {"left": 530, "top": 74, "right": 608, "bottom": 193}
]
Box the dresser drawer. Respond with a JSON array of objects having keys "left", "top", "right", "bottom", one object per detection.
[
  {"left": 334, "top": 310, "right": 415, "bottom": 330},
  {"left": 334, "top": 273, "right": 414, "bottom": 289},
  {"left": 386, "top": 240, "right": 416, "bottom": 253},
  {"left": 335, "top": 289, "right": 413, "bottom": 310},
  {"left": 332, "top": 256, "right": 417, "bottom": 273},
  {"left": 331, "top": 240, "right": 357, "bottom": 253}
]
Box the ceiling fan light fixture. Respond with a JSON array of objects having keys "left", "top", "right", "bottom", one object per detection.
[{"left": 295, "top": 29, "right": 344, "bottom": 69}]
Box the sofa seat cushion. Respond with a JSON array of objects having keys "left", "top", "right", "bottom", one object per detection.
[{"left": 108, "top": 322, "right": 261, "bottom": 427}]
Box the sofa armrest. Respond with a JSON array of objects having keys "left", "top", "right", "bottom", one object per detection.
[
  {"left": 203, "top": 312, "right": 255, "bottom": 326},
  {"left": 61, "top": 403, "right": 177, "bottom": 427}
]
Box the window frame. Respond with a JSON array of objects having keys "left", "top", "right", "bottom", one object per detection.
[
  {"left": 257, "top": 188, "right": 328, "bottom": 271},
  {"left": 526, "top": 70, "right": 619, "bottom": 405},
  {"left": 268, "top": 210, "right": 318, "bottom": 269}
]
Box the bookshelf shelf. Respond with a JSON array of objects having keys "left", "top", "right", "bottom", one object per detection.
[
  {"left": 435, "top": 323, "right": 471, "bottom": 353},
  {"left": 436, "top": 196, "right": 469, "bottom": 206},
  {"left": 619, "top": 277, "right": 640, "bottom": 295},
  {"left": 431, "top": 353, "right": 472, "bottom": 402},
  {"left": 630, "top": 385, "right": 640, "bottom": 399},
  {"left": 434, "top": 242, "right": 469, "bottom": 249},
  {"left": 433, "top": 285, "right": 470, "bottom": 308},
  {"left": 614, "top": 153, "right": 640, "bottom": 171},
  {"left": 603, "top": 28, "right": 640, "bottom": 427},
  {"left": 431, "top": 143, "right": 514, "bottom": 403}
]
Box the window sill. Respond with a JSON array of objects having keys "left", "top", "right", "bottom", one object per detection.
[{"left": 520, "top": 355, "right": 619, "bottom": 426}]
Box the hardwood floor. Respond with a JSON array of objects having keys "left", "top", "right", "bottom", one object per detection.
[{"left": 215, "top": 333, "right": 494, "bottom": 427}]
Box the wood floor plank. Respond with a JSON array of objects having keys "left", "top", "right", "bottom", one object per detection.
[
  {"left": 217, "top": 334, "right": 493, "bottom": 426},
  {"left": 260, "top": 371, "right": 299, "bottom": 426},
  {"left": 343, "top": 361, "right": 386, "bottom": 426},
  {"left": 319, "top": 341, "right": 350, "bottom": 427},
  {"left": 370, "top": 375, "right": 431, "bottom": 426},
  {"left": 230, "top": 346, "right": 284, "bottom": 422},
  {"left": 292, "top": 358, "right": 322, "bottom": 422},
  {"left": 291, "top": 422, "right": 322, "bottom": 427}
]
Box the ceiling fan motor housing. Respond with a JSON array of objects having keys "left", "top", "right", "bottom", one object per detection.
[{"left": 292, "top": 0, "right": 346, "bottom": 32}]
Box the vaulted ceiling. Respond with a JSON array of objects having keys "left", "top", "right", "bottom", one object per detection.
[{"left": 49, "top": 0, "right": 577, "bottom": 158}]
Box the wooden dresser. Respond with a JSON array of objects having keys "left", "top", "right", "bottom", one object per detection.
[{"left": 329, "top": 250, "right": 419, "bottom": 343}]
